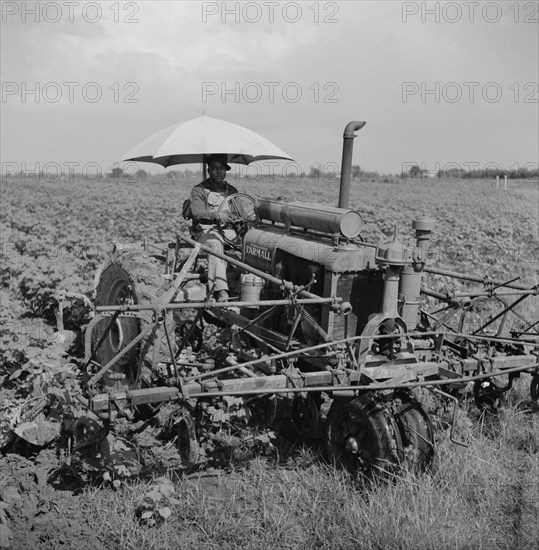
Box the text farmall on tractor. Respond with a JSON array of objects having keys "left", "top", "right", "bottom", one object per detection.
[{"left": 82, "top": 119, "right": 538, "bottom": 476}]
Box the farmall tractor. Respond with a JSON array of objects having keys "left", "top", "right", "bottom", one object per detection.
[{"left": 81, "top": 121, "right": 539, "bottom": 476}]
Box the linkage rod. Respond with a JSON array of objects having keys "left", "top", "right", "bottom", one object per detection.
[
  {"left": 424, "top": 266, "right": 536, "bottom": 292},
  {"left": 421, "top": 286, "right": 535, "bottom": 300},
  {"left": 184, "top": 330, "right": 444, "bottom": 382},
  {"left": 472, "top": 294, "right": 528, "bottom": 335},
  {"left": 179, "top": 234, "right": 346, "bottom": 312},
  {"left": 88, "top": 321, "right": 157, "bottom": 388},
  {"left": 96, "top": 297, "right": 340, "bottom": 312}
]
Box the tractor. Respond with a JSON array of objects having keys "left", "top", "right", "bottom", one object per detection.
[{"left": 80, "top": 121, "right": 539, "bottom": 476}]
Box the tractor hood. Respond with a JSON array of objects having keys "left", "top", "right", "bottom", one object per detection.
[{"left": 242, "top": 226, "right": 376, "bottom": 274}]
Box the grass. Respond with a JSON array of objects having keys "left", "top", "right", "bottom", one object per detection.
[{"left": 79, "top": 379, "right": 538, "bottom": 550}]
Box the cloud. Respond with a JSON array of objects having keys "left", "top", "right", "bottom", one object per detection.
[
  {"left": 80, "top": 3, "right": 318, "bottom": 74},
  {"left": 1, "top": 1, "right": 537, "bottom": 174}
]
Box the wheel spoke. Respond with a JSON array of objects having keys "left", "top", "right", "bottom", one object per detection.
[{"left": 326, "top": 393, "right": 403, "bottom": 477}]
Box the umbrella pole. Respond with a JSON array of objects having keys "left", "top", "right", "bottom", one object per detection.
[{"left": 202, "top": 155, "right": 207, "bottom": 180}]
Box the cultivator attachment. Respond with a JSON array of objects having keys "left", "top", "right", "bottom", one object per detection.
[
  {"left": 77, "top": 229, "right": 538, "bottom": 476},
  {"left": 60, "top": 120, "right": 538, "bottom": 477}
]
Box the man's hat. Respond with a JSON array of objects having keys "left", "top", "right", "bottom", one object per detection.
[{"left": 205, "top": 154, "right": 231, "bottom": 171}]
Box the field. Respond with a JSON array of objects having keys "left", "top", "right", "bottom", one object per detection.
[{"left": 1, "top": 174, "right": 538, "bottom": 549}]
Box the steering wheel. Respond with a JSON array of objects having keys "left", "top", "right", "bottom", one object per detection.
[{"left": 216, "top": 193, "right": 257, "bottom": 248}]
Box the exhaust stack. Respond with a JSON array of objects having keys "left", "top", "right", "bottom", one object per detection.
[{"left": 338, "top": 121, "right": 366, "bottom": 209}]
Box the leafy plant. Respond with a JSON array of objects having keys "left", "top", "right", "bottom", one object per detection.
[{"left": 135, "top": 476, "right": 179, "bottom": 525}]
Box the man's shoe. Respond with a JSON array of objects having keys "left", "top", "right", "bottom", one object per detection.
[{"left": 216, "top": 290, "right": 229, "bottom": 302}]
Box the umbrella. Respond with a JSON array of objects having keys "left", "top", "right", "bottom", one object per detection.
[{"left": 122, "top": 115, "right": 294, "bottom": 168}]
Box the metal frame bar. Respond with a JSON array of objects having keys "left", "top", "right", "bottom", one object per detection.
[
  {"left": 95, "top": 297, "right": 341, "bottom": 312},
  {"left": 87, "top": 361, "right": 539, "bottom": 411},
  {"left": 422, "top": 286, "right": 536, "bottom": 299},
  {"left": 424, "top": 266, "right": 538, "bottom": 292}
]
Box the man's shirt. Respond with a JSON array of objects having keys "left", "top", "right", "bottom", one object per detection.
[{"left": 190, "top": 178, "right": 239, "bottom": 227}]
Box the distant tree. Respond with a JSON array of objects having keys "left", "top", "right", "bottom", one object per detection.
[
  {"left": 437, "top": 167, "right": 462, "bottom": 180},
  {"left": 136, "top": 169, "right": 148, "bottom": 180},
  {"left": 351, "top": 165, "right": 361, "bottom": 178},
  {"left": 183, "top": 169, "right": 203, "bottom": 181},
  {"left": 409, "top": 164, "right": 422, "bottom": 178},
  {"left": 309, "top": 166, "right": 321, "bottom": 179},
  {"left": 110, "top": 167, "right": 124, "bottom": 180}
]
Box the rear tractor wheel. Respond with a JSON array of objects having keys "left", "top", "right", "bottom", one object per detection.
[
  {"left": 531, "top": 374, "right": 539, "bottom": 405},
  {"left": 92, "top": 248, "right": 175, "bottom": 392}
]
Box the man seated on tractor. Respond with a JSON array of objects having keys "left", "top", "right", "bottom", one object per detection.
[{"left": 189, "top": 155, "right": 239, "bottom": 302}]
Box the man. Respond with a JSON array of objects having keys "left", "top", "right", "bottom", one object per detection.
[{"left": 189, "top": 155, "right": 239, "bottom": 302}]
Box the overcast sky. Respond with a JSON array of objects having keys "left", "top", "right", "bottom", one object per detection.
[{"left": 1, "top": 1, "right": 538, "bottom": 177}]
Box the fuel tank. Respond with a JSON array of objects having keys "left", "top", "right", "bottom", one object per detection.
[{"left": 256, "top": 197, "right": 362, "bottom": 239}]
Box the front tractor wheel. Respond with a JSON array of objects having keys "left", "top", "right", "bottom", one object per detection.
[
  {"left": 92, "top": 249, "right": 173, "bottom": 392},
  {"left": 391, "top": 390, "right": 434, "bottom": 471},
  {"left": 325, "top": 393, "right": 402, "bottom": 478}
]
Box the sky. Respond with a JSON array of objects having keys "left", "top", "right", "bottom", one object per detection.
[{"left": 1, "top": 0, "right": 538, "bottom": 178}]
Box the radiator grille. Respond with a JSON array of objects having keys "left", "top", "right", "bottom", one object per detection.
[{"left": 331, "top": 271, "right": 384, "bottom": 340}]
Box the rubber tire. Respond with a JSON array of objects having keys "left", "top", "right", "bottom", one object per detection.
[
  {"left": 290, "top": 394, "right": 321, "bottom": 438},
  {"left": 391, "top": 390, "right": 434, "bottom": 471},
  {"left": 247, "top": 395, "right": 277, "bottom": 429},
  {"left": 531, "top": 375, "right": 539, "bottom": 404},
  {"left": 93, "top": 248, "right": 172, "bottom": 392},
  {"left": 473, "top": 378, "right": 507, "bottom": 412},
  {"left": 176, "top": 407, "right": 199, "bottom": 468},
  {"left": 325, "top": 393, "right": 402, "bottom": 478}
]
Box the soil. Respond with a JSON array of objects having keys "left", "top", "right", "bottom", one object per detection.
[{"left": 0, "top": 450, "right": 111, "bottom": 550}]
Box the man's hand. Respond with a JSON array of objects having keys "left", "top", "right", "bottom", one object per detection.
[{"left": 219, "top": 210, "right": 237, "bottom": 225}]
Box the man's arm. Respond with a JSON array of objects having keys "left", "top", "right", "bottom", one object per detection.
[{"left": 190, "top": 185, "right": 216, "bottom": 225}]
